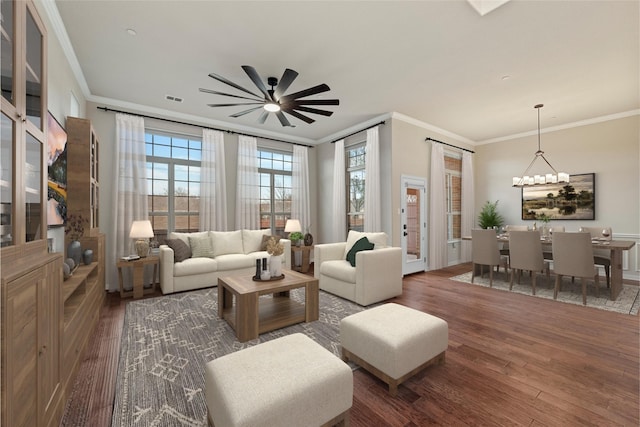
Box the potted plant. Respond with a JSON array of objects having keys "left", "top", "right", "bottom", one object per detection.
[
  {"left": 478, "top": 200, "right": 504, "bottom": 230},
  {"left": 289, "top": 231, "right": 303, "bottom": 246}
]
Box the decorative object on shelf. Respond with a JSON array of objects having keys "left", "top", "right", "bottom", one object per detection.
[
  {"left": 512, "top": 104, "right": 569, "bottom": 188},
  {"left": 478, "top": 200, "right": 504, "bottom": 230},
  {"left": 67, "top": 240, "right": 82, "bottom": 266},
  {"left": 304, "top": 226, "right": 313, "bottom": 246},
  {"left": 82, "top": 249, "right": 94, "bottom": 265},
  {"left": 62, "top": 262, "right": 71, "bottom": 280},
  {"left": 290, "top": 232, "right": 303, "bottom": 247},
  {"left": 129, "top": 220, "right": 154, "bottom": 258},
  {"left": 65, "top": 213, "right": 87, "bottom": 265},
  {"left": 266, "top": 236, "right": 284, "bottom": 277},
  {"left": 64, "top": 257, "right": 78, "bottom": 276},
  {"left": 255, "top": 259, "right": 261, "bottom": 279}
]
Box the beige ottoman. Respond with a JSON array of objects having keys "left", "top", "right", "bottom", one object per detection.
[
  {"left": 340, "top": 303, "right": 448, "bottom": 396},
  {"left": 205, "top": 333, "right": 353, "bottom": 427}
]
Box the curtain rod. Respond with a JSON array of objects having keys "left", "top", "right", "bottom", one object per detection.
[
  {"left": 425, "top": 137, "right": 475, "bottom": 154},
  {"left": 96, "top": 106, "right": 314, "bottom": 148},
  {"left": 330, "top": 121, "right": 386, "bottom": 143}
]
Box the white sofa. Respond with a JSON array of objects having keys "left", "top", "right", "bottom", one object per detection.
[
  {"left": 314, "top": 231, "right": 402, "bottom": 306},
  {"left": 159, "top": 229, "right": 291, "bottom": 294}
]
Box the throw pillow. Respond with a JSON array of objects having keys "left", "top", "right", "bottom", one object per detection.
[
  {"left": 189, "top": 235, "right": 215, "bottom": 258},
  {"left": 242, "top": 229, "right": 271, "bottom": 254},
  {"left": 345, "top": 236, "right": 375, "bottom": 267},
  {"left": 165, "top": 238, "right": 192, "bottom": 262},
  {"left": 211, "top": 230, "right": 243, "bottom": 257},
  {"left": 260, "top": 234, "right": 281, "bottom": 251}
]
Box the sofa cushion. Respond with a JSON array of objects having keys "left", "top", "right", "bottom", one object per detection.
[
  {"left": 242, "top": 229, "right": 271, "bottom": 254},
  {"left": 260, "top": 234, "right": 281, "bottom": 251},
  {"left": 215, "top": 254, "right": 256, "bottom": 271},
  {"left": 169, "top": 230, "right": 210, "bottom": 246},
  {"left": 165, "top": 238, "right": 192, "bottom": 262},
  {"left": 211, "top": 230, "right": 244, "bottom": 257},
  {"left": 174, "top": 257, "right": 218, "bottom": 277},
  {"left": 320, "top": 260, "right": 357, "bottom": 283},
  {"left": 190, "top": 235, "right": 215, "bottom": 258},
  {"left": 344, "top": 230, "right": 388, "bottom": 258},
  {"left": 345, "top": 237, "right": 375, "bottom": 267}
]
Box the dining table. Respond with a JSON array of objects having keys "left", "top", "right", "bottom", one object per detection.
[{"left": 462, "top": 234, "right": 635, "bottom": 301}]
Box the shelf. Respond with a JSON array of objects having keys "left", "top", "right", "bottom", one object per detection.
[{"left": 62, "top": 262, "right": 98, "bottom": 303}]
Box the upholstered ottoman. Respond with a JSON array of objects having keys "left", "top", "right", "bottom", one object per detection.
[
  {"left": 340, "top": 303, "right": 448, "bottom": 396},
  {"left": 204, "top": 333, "right": 353, "bottom": 427}
]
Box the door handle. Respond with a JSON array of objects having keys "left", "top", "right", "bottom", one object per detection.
[{"left": 404, "top": 231, "right": 408, "bottom": 237}]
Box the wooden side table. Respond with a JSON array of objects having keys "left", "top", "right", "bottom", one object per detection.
[
  {"left": 116, "top": 256, "right": 159, "bottom": 299},
  {"left": 291, "top": 245, "right": 314, "bottom": 273}
]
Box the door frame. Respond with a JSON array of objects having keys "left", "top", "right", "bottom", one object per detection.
[{"left": 400, "top": 175, "right": 427, "bottom": 275}]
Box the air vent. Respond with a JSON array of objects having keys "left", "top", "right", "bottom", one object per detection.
[{"left": 165, "top": 95, "right": 183, "bottom": 103}]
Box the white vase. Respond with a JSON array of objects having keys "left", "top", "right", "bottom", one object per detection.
[{"left": 270, "top": 256, "right": 283, "bottom": 277}]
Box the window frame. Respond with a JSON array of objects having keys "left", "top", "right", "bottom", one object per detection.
[
  {"left": 346, "top": 142, "right": 366, "bottom": 233},
  {"left": 258, "top": 148, "right": 293, "bottom": 236},
  {"left": 445, "top": 151, "right": 462, "bottom": 243}
]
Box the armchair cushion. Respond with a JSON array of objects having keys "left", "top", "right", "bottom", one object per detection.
[
  {"left": 344, "top": 230, "right": 388, "bottom": 258},
  {"left": 321, "top": 260, "right": 357, "bottom": 283},
  {"left": 165, "top": 238, "right": 192, "bottom": 262},
  {"left": 189, "top": 235, "right": 215, "bottom": 258},
  {"left": 346, "top": 237, "right": 375, "bottom": 266}
]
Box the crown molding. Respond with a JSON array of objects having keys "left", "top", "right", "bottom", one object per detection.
[{"left": 390, "top": 112, "right": 476, "bottom": 145}]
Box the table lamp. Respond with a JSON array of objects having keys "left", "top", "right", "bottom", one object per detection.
[
  {"left": 284, "top": 219, "right": 301, "bottom": 235},
  {"left": 129, "top": 220, "right": 154, "bottom": 257}
]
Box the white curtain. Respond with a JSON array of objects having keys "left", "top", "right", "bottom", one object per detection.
[
  {"left": 235, "top": 135, "right": 260, "bottom": 229},
  {"left": 461, "top": 151, "right": 475, "bottom": 262},
  {"left": 364, "top": 126, "right": 381, "bottom": 231},
  {"left": 200, "top": 129, "right": 227, "bottom": 231},
  {"left": 428, "top": 142, "right": 447, "bottom": 270},
  {"left": 332, "top": 139, "right": 347, "bottom": 242},
  {"left": 291, "top": 145, "right": 310, "bottom": 233},
  {"left": 110, "top": 113, "right": 147, "bottom": 291}
]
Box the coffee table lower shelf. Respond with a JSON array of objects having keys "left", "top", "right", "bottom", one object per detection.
[{"left": 222, "top": 296, "right": 306, "bottom": 337}]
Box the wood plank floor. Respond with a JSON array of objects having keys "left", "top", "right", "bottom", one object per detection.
[{"left": 61, "top": 263, "right": 639, "bottom": 426}]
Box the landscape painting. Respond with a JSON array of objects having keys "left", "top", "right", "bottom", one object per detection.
[
  {"left": 47, "top": 112, "right": 67, "bottom": 226},
  {"left": 522, "top": 173, "right": 595, "bottom": 220}
]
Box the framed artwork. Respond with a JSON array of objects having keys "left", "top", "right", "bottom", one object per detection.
[
  {"left": 47, "top": 112, "right": 67, "bottom": 227},
  {"left": 522, "top": 173, "right": 595, "bottom": 220}
]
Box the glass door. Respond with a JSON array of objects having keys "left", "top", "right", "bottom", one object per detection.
[{"left": 401, "top": 176, "right": 427, "bottom": 275}]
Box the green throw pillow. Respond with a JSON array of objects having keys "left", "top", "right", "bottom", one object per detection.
[{"left": 345, "top": 236, "right": 374, "bottom": 267}]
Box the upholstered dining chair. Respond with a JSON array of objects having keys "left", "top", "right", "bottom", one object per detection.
[
  {"left": 542, "top": 225, "right": 565, "bottom": 261},
  {"left": 508, "top": 230, "right": 550, "bottom": 295},
  {"left": 471, "top": 228, "right": 506, "bottom": 287},
  {"left": 579, "top": 226, "right": 613, "bottom": 288},
  {"left": 552, "top": 232, "right": 600, "bottom": 305},
  {"left": 500, "top": 225, "right": 529, "bottom": 270}
]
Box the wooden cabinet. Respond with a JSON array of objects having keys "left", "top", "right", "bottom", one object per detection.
[
  {"left": 66, "top": 116, "right": 100, "bottom": 238},
  {"left": 1, "top": 254, "right": 63, "bottom": 427}
]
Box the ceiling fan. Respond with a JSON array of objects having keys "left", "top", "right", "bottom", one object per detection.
[{"left": 199, "top": 65, "right": 339, "bottom": 127}]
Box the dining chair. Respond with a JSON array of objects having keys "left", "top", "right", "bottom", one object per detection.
[
  {"left": 552, "top": 232, "right": 600, "bottom": 305},
  {"left": 579, "top": 226, "right": 612, "bottom": 288},
  {"left": 542, "top": 225, "right": 565, "bottom": 261},
  {"left": 471, "top": 229, "right": 506, "bottom": 287},
  {"left": 508, "top": 230, "right": 550, "bottom": 295},
  {"left": 500, "top": 225, "right": 529, "bottom": 270}
]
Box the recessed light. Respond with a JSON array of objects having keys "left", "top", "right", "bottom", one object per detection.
[
  {"left": 126, "top": 28, "right": 137, "bottom": 36},
  {"left": 501, "top": 75, "right": 511, "bottom": 81}
]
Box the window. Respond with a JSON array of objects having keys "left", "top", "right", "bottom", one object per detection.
[
  {"left": 347, "top": 144, "right": 366, "bottom": 232},
  {"left": 258, "top": 149, "right": 292, "bottom": 235},
  {"left": 445, "top": 154, "right": 462, "bottom": 241},
  {"left": 145, "top": 131, "right": 202, "bottom": 243}
]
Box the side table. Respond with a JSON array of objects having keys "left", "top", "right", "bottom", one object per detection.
[
  {"left": 116, "top": 255, "right": 159, "bottom": 299},
  {"left": 291, "top": 245, "right": 314, "bottom": 273}
]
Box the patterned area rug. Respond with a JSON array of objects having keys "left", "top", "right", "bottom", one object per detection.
[
  {"left": 451, "top": 271, "right": 640, "bottom": 315},
  {"left": 111, "top": 287, "right": 367, "bottom": 427}
]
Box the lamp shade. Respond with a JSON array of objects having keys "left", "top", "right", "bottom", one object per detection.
[
  {"left": 284, "top": 219, "right": 301, "bottom": 233},
  {"left": 129, "top": 220, "right": 154, "bottom": 239}
]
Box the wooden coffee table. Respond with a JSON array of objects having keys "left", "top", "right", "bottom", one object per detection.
[{"left": 217, "top": 269, "right": 319, "bottom": 342}]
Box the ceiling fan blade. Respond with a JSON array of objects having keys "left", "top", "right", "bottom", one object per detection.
[
  {"left": 275, "top": 111, "right": 293, "bottom": 127},
  {"left": 294, "top": 106, "right": 334, "bottom": 117},
  {"left": 199, "top": 88, "right": 262, "bottom": 102},
  {"left": 207, "top": 103, "right": 263, "bottom": 107},
  {"left": 283, "top": 108, "right": 315, "bottom": 124},
  {"left": 291, "top": 99, "right": 340, "bottom": 106},
  {"left": 273, "top": 68, "right": 299, "bottom": 100},
  {"left": 230, "top": 106, "right": 263, "bottom": 118},
  {"left": 241, "top": 65, "right": 271, "bottom": 101},
  {"left": 280, "top": 83, "right": 330, "bottom": 102},
  {"left": 257, "top": 110, "right": 269, "bottom": 124},
  {"left": 208, "top": 72, "right": 261, "bottom": 98}
]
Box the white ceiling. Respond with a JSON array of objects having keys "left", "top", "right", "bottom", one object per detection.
[{"left": 51, "top": 0, "right": 639, "bottom": 145}]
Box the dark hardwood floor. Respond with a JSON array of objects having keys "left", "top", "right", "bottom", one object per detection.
[{"left": 61, "top": 264, "right": 639, "bottom": 426}]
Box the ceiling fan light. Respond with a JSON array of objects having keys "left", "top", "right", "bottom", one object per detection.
[{"left": 264, "top": 102, "right": 280, "bottom": 112}]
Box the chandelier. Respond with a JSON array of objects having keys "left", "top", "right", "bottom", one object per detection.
[{"left": 512, "top": 104, "right": 569, "bottom": 187}]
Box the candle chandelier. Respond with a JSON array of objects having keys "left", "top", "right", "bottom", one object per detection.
[{"left": 512, "top": 104, "right": 569, "bottom": 187}]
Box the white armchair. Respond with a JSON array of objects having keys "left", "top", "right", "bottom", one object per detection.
[{"left": 314, "top": 231, "right": 403, "bottom": 306}]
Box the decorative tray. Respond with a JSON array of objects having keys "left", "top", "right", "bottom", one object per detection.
[{"left": 252, "top": 274, "right": 285, "bottom": 282}]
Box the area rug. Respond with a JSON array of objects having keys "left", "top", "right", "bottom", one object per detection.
[
  {"left": 450, "top": 271, "right": 640, "bottom": 315},
  {"left": 111, "top": 287, "right": 367, "bottom": 427}
]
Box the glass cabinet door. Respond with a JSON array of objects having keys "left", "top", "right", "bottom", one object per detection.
[
  {"left": 25, "top": 131, "right": 42, "bottom": 242},
  {"left": 25, "top": 5, "right": 43, "bottom": 130},
  {"left": 1, "top": 0, "right": 15, "bottom": 105},
  {"left": 1, "top": 112, "right": 13, "bottom": 247}
]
